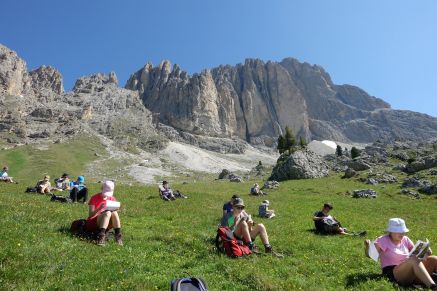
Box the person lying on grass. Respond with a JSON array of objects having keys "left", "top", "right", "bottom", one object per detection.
[
  {"left": 365, "top": 218, "right": 437, "bottom": 290},
  {"left": 312, "top": 203, "right": 349, "bottom": 235},
  {"left": 53, "top": 173, "right": 70, "bottom": 191},
  {"left": 69, "top": 175, "right": 88, "bottom": 203},
  {"left": 159, "top": 180, "right": 175, "bottom": 201},
  {"left": 35, "top": 175, "right": 51, "bottom": 194},
  {"left": 221, "top": 198, "right": 273, "bottom": 253},
  {"left": 86, "top": 180, "right": 123, "bottom": 246},
  {"left": 250, "top": 183, "right": 266, "bottom": 195},
  {"left": 0, "top": 166, "right": 16, "bottom": 183}
]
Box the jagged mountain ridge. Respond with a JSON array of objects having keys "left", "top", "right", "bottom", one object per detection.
[
  {"left": 1, "top": 43, "right": 437, "bottom": 151},
  {"left": 125, "top": 58, "right": 437, "bottom": 144}
]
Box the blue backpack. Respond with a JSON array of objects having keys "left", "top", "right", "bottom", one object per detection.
[{"left": 170, "top": 277, "right": 209, "bottom": 291}]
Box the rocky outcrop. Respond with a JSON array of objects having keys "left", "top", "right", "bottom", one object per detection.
[
  {"left": 0, "top": 44, "right": 30, "bottom": 96},
  {"left": 126, "top": 58, "right": 437, "bottom": 144},
  {"left": 346, "top": 159, "right": 371, "bottom": 171},
  {"left": 352, "top": 189, "right": 377, "bottom": 198},
  {"left": 269, "top": 150, "right": 329, "bottom": 181},
  {"left": 404, "top": 156, "right": 437, "bottom": 173},
  {"left": 343, "top": 167, "right": 357, "bottom": 178},
  {"left": 29, "top": 65, "right": 64, "bottom": 96}
]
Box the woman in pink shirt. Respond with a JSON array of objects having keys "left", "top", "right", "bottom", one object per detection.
[{"left": 366, "top": 218, "right": 437, "bottom": 289}]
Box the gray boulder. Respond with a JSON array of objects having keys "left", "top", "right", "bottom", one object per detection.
[
  {"left": 401, "top": 189, "right": 420, "bottom": 199},
  {"left": 263, "top": 180, "right": 280, "bottom": 189},
  {"left": 218, "top": 169, "right": 231, "bottom": 179},
  {"left": 352, "top": 189, "right": 377, "bottom": 198},
  {"left": 430, "top": 169, "right": 437, "bottom": 175},
  {"left": 404, "top": 156, "right": 437, "bottom": 173},
  {"left": 269, "top": 150, "right": 329, "bottom": 181},
  {"left": 392, "top": 163, "right": 406, "bottom": 171},
  {"left": 346, "top": 159, "right": 371, "bottom": 171},
  {"left": 343, "top": 167, "right": 357, "bottom": 178},
  {"left": 366, "top": 178, "right": 378, "bottom": 185},
  {"left": 229, "top": 174, "right": 243, "bottom": 182},
  {"left": 420, "top": 184, "right": 437, "bottom": 195},
  {"left": 401, "top": 177, "right": 432, "bottom": 189}
]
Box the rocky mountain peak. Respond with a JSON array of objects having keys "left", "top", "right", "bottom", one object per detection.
[
  {"left": 0, "top": 44, "right": 29, "bottom": 96},
  {"left": 29, "top": 65, "right": 64, "bottom": 95},
  {"left": 73, "top": 72, "right": 119, "bottom": 94}
]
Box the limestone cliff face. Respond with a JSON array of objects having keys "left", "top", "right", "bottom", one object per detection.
[
  {"left": 0, "top": 44, "right": 161, "bottom": 150},
  {"left": 126, "top": 57, "right": 437, "bottom": 143}
]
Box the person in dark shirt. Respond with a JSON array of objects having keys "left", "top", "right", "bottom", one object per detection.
[
  {"left": 220, "top": 194, "right": 239, "bottom": 226},
  {"left": 313, "top": 203, "right": 348, "bottom": 235}
]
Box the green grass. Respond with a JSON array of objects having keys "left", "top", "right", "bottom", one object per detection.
[
  {"left": 0, "top": 136, "right": 106, "bottom": 184},
  {"left": 1, "top": 172, "right": 437, "bottom": 290}
]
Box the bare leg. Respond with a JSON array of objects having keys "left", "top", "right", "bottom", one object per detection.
[
  {"left": 250, "top": 223, "right": 270, "bottom": 245},
  {"left": 424, "top": 256, "right": 437, "bottom": 275},
  {"left": 234, "top": 221, "right": 252, "bottom": 243},
  {"left": 110, "top": 211, "right": 121, "bottom": 228},
  {"left": 394, "top": 257, "right": 435, "bottom": 287},
  {"left": 97, "top": 211, "right": 112, "bottom": 229}
]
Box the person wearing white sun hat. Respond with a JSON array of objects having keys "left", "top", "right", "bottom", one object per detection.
[
  {"left": 365, "top": 218, "right": 437, "bottom": 289},
  {"left": 86, "top": 180, "right": 123, "bottom": 246}
]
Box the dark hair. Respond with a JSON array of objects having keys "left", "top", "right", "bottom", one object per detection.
[
  {"left": 231, "top": 194, "right": 239, "bottom": 199},
  {"left": 324, "top": 203, "right": 333, "bottom": 210},
  {"left": 162, "top": 180, "right": 168, "bottom": 185},
  {"left": 62, "top": 173, "right": 69, "bottom": 177}
]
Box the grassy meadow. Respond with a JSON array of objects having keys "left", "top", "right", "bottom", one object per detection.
[{"left": 0, "top": 140, "right": 436, "bottom": 290}]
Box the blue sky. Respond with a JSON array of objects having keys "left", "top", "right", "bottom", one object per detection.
[{"left": 1, "top": 0, "right": 436, "bottom": 117}]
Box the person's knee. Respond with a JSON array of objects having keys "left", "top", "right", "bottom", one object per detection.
[
  {"left": 240, "top": 221, "right": 249, "bottom": 230},
  {"left": 257, "top": 223, "right": 266, "bottom": 231},
  {"left": 100, "top": 211, "right": 111, "bottom": 218}
]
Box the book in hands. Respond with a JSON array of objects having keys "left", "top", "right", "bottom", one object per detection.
[
  {"left": 105, "top": 200, "right": 120, "bottom": 211},
  {"left": 409, "top": 239, "right": 430, "bottom": 259}
]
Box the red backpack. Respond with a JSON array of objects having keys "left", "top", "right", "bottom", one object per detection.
[{"left": 216, "top": 227, "right": 252, "bottom": 258}]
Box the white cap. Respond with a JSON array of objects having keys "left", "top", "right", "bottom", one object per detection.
[
  {"left": 386, "top": 218, "right": 409, "bottom": 233},
  {"left": 102, "top": 180, "right": 114, "bottom": 197}
]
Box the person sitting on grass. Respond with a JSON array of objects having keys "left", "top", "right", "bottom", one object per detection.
[
  {"left": 159, "top": 180, "right": 175, "bottom": 201},
  {"left": 313, "top": 203, "right": 349, "bottom": 235},
  {"left": 69, "top": 175, "right": 88, "bottom": 203},
  {"left": 220, "top": 194, "right": 240, "bottom": 226},
  {"left": 35, "top": 175, "right": 51, "bottom": 194},
  {"left": 221, "top": 198, "right": 274, "bottom": 253},
  {"left": 0, "top": 166, "right": 16, "bottom": 183},
  {"left": 250, "top": 183, "right": 266, "bottom": 195},
  {"left": 86, "top": 180, "right": 123, "bottom": 246},
  {"left": 365, "top": 218, "right": 437, "bottom": 290},
  {"left": 259, "top": 200, "right": 275, "bottom": 219},
  {"left": 54, "top": 173, "right": 70, "bottom": 191}
]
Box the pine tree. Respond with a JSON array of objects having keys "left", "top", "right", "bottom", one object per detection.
[
  {"left": 277, "top": 135, "right": 285, "bottom": 154},
  {"left": 336, "top": 145, "right": 343, "bottom": 157},
  {"left": 284, "top": 126, "right": 296, "bottom": 152},
  {"left": 299, "top": 136, "right": 307, "bottom": 148}
]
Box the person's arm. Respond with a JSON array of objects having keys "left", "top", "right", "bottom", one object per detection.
[
  {"left": 312, "top": 215, "right": 324, "bottom": 221},
  {"left": 88, "top": 203, "right": 106, "bottom": 217}
]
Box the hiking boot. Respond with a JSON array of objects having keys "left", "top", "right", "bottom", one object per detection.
[
  {"left": 96, "top": 233, "right": 106, "bottom": 246},
  {"left": 115, "top": 234, "right": 123, "bottom": 246},
  {"left": 265, "top": 244, "right": 273, "bottom": 253}
]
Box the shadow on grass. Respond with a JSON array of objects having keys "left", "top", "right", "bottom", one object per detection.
[
  {"left": 345, "top": 272, "right": 383, "bottom": 288},
  {"left": 146, "top": 196, "right": 158, "bottom": 200},
  {"left": 57, "top": 225, "right": 105, "bottom": 244}
]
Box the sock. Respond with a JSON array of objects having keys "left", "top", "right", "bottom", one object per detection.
[{"left": 114, "top": 228, "right": 121, "bottom": 235}]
